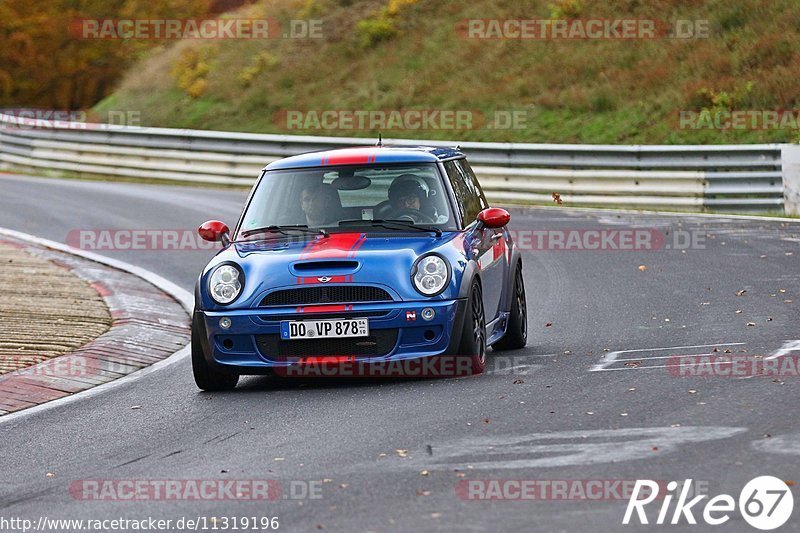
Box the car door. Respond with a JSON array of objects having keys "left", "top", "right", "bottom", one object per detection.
[{"left": 444, "top": 159, "right": 506, "bottom": 324}]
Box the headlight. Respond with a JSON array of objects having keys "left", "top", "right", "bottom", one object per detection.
[
  {"left": 209, "top": 264, "right": 243, "bottom": 305},
  {"left": 412, "top": 254, "right": 450, "bottom": 296}
]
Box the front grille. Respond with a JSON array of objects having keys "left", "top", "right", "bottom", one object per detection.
[
  {"left": 259, "top": 286, "right": 392, "bottom": 307},
  {"left": 256, "top": 329, "right": 398, "bottom": 358}
]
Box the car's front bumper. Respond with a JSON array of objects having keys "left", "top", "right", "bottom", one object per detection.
[{"left": 196, "top": 298, "right": 468, "bottom": 375}]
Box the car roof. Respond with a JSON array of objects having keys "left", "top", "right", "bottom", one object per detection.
[{"left": 264, "top": 145, "right": 465, "bottom": 171}]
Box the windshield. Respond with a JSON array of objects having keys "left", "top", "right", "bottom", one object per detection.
[{"left": 236, "top": 163, "right": 458, "bottom": 239}]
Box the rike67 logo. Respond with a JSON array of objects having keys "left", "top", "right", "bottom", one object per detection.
[{"left": 624, "top": 476, "right": 793, "bottom": 530}]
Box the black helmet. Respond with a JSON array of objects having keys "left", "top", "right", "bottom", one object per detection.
[{"left": 388, "top": 175, "right": 427, "bottom": 205}]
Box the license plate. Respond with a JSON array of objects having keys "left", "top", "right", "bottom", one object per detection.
[{"left": 280, "top": 318, "right": 369, "bottom": 340}]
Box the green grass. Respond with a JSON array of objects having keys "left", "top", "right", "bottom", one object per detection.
[{"left": 95, "top": 0, "right": 800, "bottom": 145}]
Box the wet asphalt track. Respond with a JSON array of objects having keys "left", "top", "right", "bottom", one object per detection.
[{"left": 0, "top": 173, "right": 799, "bottom": 532}]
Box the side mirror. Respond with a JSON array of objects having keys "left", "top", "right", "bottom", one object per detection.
[
  {"left": 198, "top": 220, "right": 230, "bottom": 245},
  {"left": 477, "top": 207, "right": 510, "bottom": 229}
]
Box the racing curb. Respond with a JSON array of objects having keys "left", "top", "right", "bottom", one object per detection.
[{"left": 0, "top": 228, "right": 192, "bottom": 419}]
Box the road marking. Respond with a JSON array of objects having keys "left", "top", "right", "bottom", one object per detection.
[
  {"left": 615, "top": 352, "right": 717, "bottom": 362},
  {"left": 595, "top": 359, "right": 739, "bottom": 372},
  {"left": 752, "top": 432, "right": 800, "bottom": 456},
  {"left": 382, "top": 426, "right": 747, "bottom": 471},
  {"left": 485, "top": 354, "right": 555, "bottom": 375},
  {"left": 590, "top": 343, "right": 745, "bottom": 372},
  {"left": 764, "top": 339, "right": 800, "bottom": 361}
]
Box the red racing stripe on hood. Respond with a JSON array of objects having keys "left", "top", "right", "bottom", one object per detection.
[{"left": 299, "top": 233, "right": 365, "bottom": 260}]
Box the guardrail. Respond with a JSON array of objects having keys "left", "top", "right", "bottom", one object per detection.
[{"left": 0, "top": 113, "right": 795, "bottom": 213}]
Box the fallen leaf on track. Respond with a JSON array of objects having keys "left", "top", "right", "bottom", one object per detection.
[
  {"left": 638, "top": 265, "right": 647, "bottom": 271},
  {"left": 736, "top": 289, "right": 747, "bottom": 296}
]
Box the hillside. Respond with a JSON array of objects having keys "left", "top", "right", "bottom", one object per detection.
[{"left": 95, "top": 0, "right": 800, "bottom": 144}]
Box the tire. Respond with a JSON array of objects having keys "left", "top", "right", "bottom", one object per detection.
[
  {"left": 457, "top": 280, "right": 487, "bottom": 375},
  {"left": 493, "top": 263, "right": 527, "bottom": 351},
  {"left": 192, "top": 313, "right": 239, "bottom": 391}
]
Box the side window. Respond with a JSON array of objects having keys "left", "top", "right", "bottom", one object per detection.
[
  {"left": 456, "top": 159, "right": 488, "bottom": 214},
  {"left": 444, "top": 159, "right": 486, "bottom": 226},
  {"left": 444, "top": 161, "right": 467, "bottom": 224}
]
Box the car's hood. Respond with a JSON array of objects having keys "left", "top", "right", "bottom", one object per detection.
[{"left": 199, "top": 231, "right": 468, "bottom": 309}]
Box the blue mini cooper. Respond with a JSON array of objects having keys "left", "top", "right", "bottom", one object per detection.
[{"left": 193, "top": 146, "right": 527, "bottom": 390}]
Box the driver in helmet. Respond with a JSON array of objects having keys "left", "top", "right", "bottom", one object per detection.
[{"left": 388, "top": 175, "right": 434, "bottom": 221}]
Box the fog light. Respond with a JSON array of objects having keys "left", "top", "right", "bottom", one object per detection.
[
  {"left": 421, "top": 307, "right": 435, "bottom": 321},
  {"left": 219, "top": 317, "right": 232, "bottom": 329}
]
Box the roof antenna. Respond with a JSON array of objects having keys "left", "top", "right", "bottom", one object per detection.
[{"left": 376, "top": 132, "right": 383, "bottom": 147}]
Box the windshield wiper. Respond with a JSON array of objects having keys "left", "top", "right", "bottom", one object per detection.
[
  {"left": 240, "top": 225, "right": 328, "bottom": 239},
  {"left": 338, "top": 219, "right": 442, "bottom": 236}
]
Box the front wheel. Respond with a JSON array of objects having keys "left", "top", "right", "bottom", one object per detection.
[
  {"left": 493, "top": 263, "right": 527, "bottom": 351},
  {"left": 457, "top": 281, "right": 487, "bottom": 374},
  {"left": 192, "top": 313, "right": 239, "bottom": 391}
]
